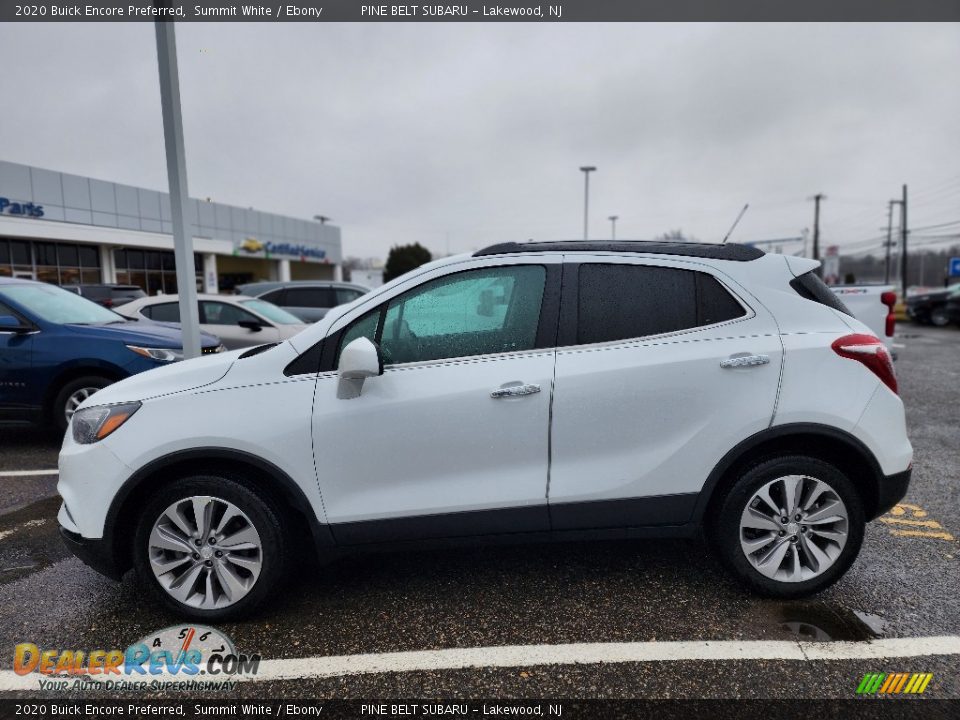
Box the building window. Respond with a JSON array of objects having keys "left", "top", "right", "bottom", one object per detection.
[
  {"left": 0, "top": 239, "right": 101, "bottom": 284},
  {"left": 114, "top": 249, "right": 201, "bottom": 295}
]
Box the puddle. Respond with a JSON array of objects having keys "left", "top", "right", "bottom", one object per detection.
[
  {"left": 851, "top": 609, "right": 888, "bottom": 636},
  {"left": 775, "top": 602, "right": 886, "bottom": 641},
  {"left": 0, "top": 495, "right": 69, "bottom": 585}
]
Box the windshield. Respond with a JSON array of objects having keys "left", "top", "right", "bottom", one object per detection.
[
  {"left": 0, "top": 284, "right": 124, "bottom": 325},
  {"left": 239, "top": 298, "right": 304, "bottom": 325}
]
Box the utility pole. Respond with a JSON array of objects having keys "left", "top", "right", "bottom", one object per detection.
[
  {"left": 900, "top": 184, "right": 908, "bottom": 295},
  {"left": 884, "top": 200, "right": 901, "bottom": 285},
  {"left": 811, "top": 193, "right": 826, "bottom": 274},
  {"left": 579, "top": 166, "right": 596, "bottom": 240},
  {"left": 608, "top": 215, "right": 618, "bottom": 240}
]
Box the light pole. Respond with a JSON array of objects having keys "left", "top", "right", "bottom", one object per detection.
[
  {"left": 313, "top": 215, "right": 331, "bottom": 225},
  {"left": 608, "top": 215, "right": 618, "bottom": 240},
  {"left": 579, "top": 166, "right": 596, "bottom": 240}
]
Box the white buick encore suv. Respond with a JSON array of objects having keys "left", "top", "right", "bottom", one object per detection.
[{"left": 57, "top": 241, "right": 912, "bottom": 619}]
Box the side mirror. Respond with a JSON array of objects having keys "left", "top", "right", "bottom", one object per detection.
[
  {"left": 337, "top": 337, "right": 383, "bottom": 399},
  {"left": 0, "top": 315, "right": 30, "bottom": 334},
  {"left": 238, "top": 319, "right": 263, "bottom": 332}
]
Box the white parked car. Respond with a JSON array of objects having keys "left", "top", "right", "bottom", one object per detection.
[
  {"left": 115, "top": 294, "right": 309, "bottom": 350},
  {"left": 58, "top": 241, "right": 912, "bottom": 619}
]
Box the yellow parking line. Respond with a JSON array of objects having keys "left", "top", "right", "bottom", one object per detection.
[
  {"left": 888, "top": 504, "right": 928, "bottom": 518},
  {"left": 888, "top": 529, "right": 955, "bottom": 541},
  {"left": 879, "top": 518, "right": 943, "bottom": 528}
]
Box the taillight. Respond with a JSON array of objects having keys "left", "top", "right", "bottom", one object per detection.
[
  {"left": 831, "top": 333, "right": 898, "bottom": 395},
  {"left": 880, "top": 291, "right": 897, "bottom": 337}
]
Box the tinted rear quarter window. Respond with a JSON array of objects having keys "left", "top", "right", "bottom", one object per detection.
[
  {"left": 260, "top": 289, "right": 285, "bottom": 304},
  {"left": 285, "top": 288, "right": 338, "bottom": 307},
  {"left": 145, "top": 302, "right": 181, "bottom": 322},
  {"left": 790, "top": 271, "right": 852, "bottom": 316},
  {"left": 577, "top": 264, "right": 745, "bottom": 344},
  {"left": 111, "top": 287, "right": 146, "bottom": 300}
]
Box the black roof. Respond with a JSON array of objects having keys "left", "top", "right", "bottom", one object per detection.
[{"left": 473, "top": 241, "right": 764, "bottom": 262}]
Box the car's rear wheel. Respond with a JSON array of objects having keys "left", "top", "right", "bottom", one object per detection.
[
  {"left": 53, "top": 375, "right": 112, "bottom": 433},
  {"left": 930, "top": 307, "right": 950, "bottom": 327},
  {"left": 133, "top": 476, "right": 288, "bottom": 620},
  {"left": 713, "top": 456, "right": 865, "bottom": 597}
]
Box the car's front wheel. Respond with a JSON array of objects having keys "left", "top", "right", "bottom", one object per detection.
[
  {"left": 53, "top": 375, "right": 112, "bottom": 433},
  {"left": 133, "top": 476, "right": 288, "bottom": 620},
  {"left": 713, "top": 456, "right": 865, "bottom": 597}
]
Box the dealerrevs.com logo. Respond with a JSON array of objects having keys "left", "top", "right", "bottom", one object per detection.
[
  {"left": 856, "top": 672, "right": 933, "bottom": 695},
  {"left": 14, "top": 625, "right": 260, "bottom": 692}
]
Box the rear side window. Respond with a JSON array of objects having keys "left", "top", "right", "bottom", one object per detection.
[
  {"left": 260, "top": 289, "right": 285, "bottom": 303},
  {"left": 790, "top": 271, "right": 852, "bottom": 316},
  {"left": 285, "top": 287, "right": 338, "bottom": 308},
  {"left": 336, "top": 288, "right": 364, "bottom": 305},
  {"left": 81, "top": 286, "right": 110, "bottom": 300},
  {"left": 111, "top": 286, "right": 145, "bottom": 300},
  {"left": 577, "top": 264, "right": 746, "bottom": 345},
  {"left": 144, "top": 302, "right": 181, "bottom": 322}
]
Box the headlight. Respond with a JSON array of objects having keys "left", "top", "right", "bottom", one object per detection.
[
  {"left": 126, "top": 345, "right": 184, "bottom": 362},
  {"left": 72, "top": 402, "right": 141, "bottom": 444}
]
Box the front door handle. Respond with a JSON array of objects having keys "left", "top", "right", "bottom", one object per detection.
[
  {"left": 720, "top": 354, "right": 770, "bottom": 368},
  {"left": 491, "top": 383, "right": 541, "bottom": 399}
]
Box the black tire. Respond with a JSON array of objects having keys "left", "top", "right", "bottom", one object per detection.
[
  {"left": 52, "top": 375, "right": 113, "bottom": 433},
  {"left": 711, "top": 455, "right": 865, "bottom": 598},
  {"left": 930, "top": 307, "right": 950, "bottom": 327},
  {"left": 133, "top": 475, "right": 288, "bottom": 621}
]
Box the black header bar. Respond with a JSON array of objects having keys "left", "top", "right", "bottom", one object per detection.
[{"left": 2, "top": 0, "right": 959, "bottom": 23}]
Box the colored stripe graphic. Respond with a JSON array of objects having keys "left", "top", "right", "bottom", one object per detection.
[
  {"left": 857, "top": 673, "right": 886, "bottom": 694},
  {"left": 860, "top": 672, "right": 933, "bottom": 694}
]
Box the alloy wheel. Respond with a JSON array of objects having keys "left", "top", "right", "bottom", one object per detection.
[
  {"left": 739, "top": 475, "right": 849, "bottom": 583},
  {"left": 64, "top": 387, "right": 100, "bottom": 422},
  {"left": 147, "top": 495, "right": 263, "bottom": 609}
]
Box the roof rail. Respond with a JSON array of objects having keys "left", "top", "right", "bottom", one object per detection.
[{"left": 473, "top": 240, "right": 764, "bottom": 262}]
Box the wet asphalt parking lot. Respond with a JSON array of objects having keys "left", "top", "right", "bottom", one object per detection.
[{"left": 0, "top": 324, "right": 957, "bottom": 700}]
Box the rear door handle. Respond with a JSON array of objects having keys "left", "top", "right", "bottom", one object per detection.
[
  {"left": 491, "top": 383, "right": 541, "bottom": 398},
  {"left": 720, "top": 354, "right": 770, "bottom": 368}
]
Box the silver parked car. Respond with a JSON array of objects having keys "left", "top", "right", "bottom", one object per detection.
[
  {"left": 234, "top": 280, "right": 369, "bottom": 322},
  {"left": 115, "top": 294, "right": 309, "bottom": 350}
]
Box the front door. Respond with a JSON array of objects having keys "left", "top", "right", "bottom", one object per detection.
[
  {"left": 0, "top": 300, "right": 35, "bottom": 415},
  {"left": 310, "top": 260, "right": 560, "bottom": 543}
]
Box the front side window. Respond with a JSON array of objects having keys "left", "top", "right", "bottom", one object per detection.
[
  {"left": 337, "top": 265, "right": 546, "bottom": 367},
  {"left": 201, "top": 301, "right": 260, "bottom": 326},
  {"left": 238, "top": 298, "right": 303, "bottom": 325},
  {"left": 577, "top": 264, "right": 745, "bottom": 345}
]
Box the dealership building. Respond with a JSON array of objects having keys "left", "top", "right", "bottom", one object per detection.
[{"left": 0, "top": 160, "right": 342, "bottom": 294}]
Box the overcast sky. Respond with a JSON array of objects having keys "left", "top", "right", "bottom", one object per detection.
[{"left": 0, "top": 22, "right": 958, "bottom": 260}]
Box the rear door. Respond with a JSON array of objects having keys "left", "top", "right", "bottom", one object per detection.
[{"left": 548, "top": 256, "right": 783, "bottom": 530}]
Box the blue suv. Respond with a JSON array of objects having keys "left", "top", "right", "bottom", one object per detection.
[{"left": 0, "top": 278, "right": 223, "bottom": 431}]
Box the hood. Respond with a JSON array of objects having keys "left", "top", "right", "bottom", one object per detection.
[
  {"left": 63, "top": 320, "right": 220, "bottom": 348},
  {"left": 78, "top": 348, "right": 244, "bottom": 408}
]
